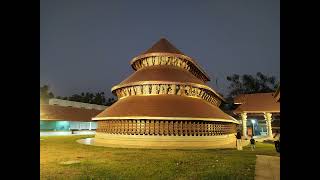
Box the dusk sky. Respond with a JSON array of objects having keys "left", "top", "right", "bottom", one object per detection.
[{"left": 40, "top": 0, "right": 279, "bottom": 98}]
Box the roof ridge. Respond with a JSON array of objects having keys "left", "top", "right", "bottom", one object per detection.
[{"left": 140, "top": 38, "right": 184, "bottom": 55}]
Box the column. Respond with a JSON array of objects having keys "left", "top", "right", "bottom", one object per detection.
[
  {"left": 264, "top": 112, "right": 273, "bottom": 138},
  {"left": 89, "top": 122, "right": 92, "bottom": 130},
  {"left": 240, "top": 112, "right": 247, "bottom": 139}
]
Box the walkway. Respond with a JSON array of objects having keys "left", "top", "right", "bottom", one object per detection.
[
  {"left": 40, "top": 130, "right": 96, "bottom": 136},
  {"left": 255, "top": 155, "right": 280, "bottom": 180}
]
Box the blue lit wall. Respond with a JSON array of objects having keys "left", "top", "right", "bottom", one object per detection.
[
  {"left": 40, "top": 120, "right": 97, "bottom": 131},
  {"left": 247, "top": 120, "right": 267, "bottom": 136},
  {"left": 40, "top": 121, "right": 56, "bottom": 130},
  {"left": 40, "top": 121, "right": 70, "bottom": 131}
]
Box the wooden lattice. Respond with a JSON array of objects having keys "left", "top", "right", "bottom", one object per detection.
[{"left": 96, "top": 120, "right": 236, "bottom": 136}]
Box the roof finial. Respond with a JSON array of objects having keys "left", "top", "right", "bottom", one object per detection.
[{"left": 141, "top": 38, "right": 183, "bottom": 55}]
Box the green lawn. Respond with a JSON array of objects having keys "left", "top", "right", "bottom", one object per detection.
[{"left": 40, "top": 135, "right": 279, "bottom": 180}]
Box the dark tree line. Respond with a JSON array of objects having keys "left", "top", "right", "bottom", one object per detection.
[
  {"left": 40, "top": 85, "right": 116, "bottom": 106},
  {"left": 40, "top": 85, "right": 54, "bottom": 104},
  {"left": 220, "top": 72, "right": 279, "bottom": 114},
  {"left": 56, "top": 92, "right": 116, "bottom": 106},
  {"left": 226, "top": 72, "right": 278, "bottom": 100}
]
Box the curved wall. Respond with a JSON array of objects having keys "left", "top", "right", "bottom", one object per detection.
[{"left": 94, "top": 132, "right": 238, "bottom": 149}]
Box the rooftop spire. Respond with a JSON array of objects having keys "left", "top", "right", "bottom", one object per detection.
[{"left": 141, "top": 38, "right": 184, "bottom": 55}]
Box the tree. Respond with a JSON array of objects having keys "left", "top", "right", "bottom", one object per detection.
[
  {"left": 226, "top": 72, "right": 278, "bottom": 99},
  {"left": 40, "top": 85, "right": 54, "bottom": 104},
  {"left": 106, "top": 97, "right": 116, "bottom": 106},
  {"left": 62, "top": 91, "right": 116, "bottom": 106},
  {"left": 42, "top": 87, "right": 117, "bottom": 106}
]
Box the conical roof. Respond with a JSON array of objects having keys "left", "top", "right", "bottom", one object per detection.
[
  {"left": 141, "top": 38, "right": 184, "bottom": 55},
  {"left": 131, "top": 38, "right": 211, "bottom": 82}
]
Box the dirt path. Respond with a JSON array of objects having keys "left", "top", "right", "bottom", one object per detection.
[{"left": 255, "top": 155, "right": 280, "bottom": 180}]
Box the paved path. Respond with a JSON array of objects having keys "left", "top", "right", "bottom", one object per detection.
[{"left": 255, "top": 155, "right": 280, "bottom": 180}]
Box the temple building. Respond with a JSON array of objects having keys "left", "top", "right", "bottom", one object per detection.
[
  {"left": 40, "top": 99, "right": 106, "bottom": 136},
  {"left": 92, "top": 38, "right": 240, "bottom": 149},
  {"left": 233, "top": 89, "right": 280, "bottom": 139}
]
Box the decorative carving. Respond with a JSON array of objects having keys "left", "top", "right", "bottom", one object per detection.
[
  {"left": 168, "top": 84, "right": 175, "bottom": 94},
  {"left": 176, "top": 85, "right": 183, "bottom": 95},
  {"left": 117, "top": 84, "right": 221, "bottom": 106},
  {"left": 151, "top": 84, "right": 158, "bottom": 94},
  {"left": 184, "top": 86, "right": 191, "bottom": 96},
  {"left": 133, "top": 55, "right": 209, "bottom": 82}
]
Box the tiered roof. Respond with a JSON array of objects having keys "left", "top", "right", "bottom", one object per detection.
[
  {"left": 94, "top": 38, "right": 237, "bottom": 123},
  {"left": 113, "top": 66, "right": 206, "bottom": 90}
]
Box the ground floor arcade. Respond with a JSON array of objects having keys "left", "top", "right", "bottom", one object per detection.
[
  {"left": 233, "top": 92, "right": 280, "bottom": 140},
  {"left": 239, "top": 112, "right": 280, "bottom": 139}
]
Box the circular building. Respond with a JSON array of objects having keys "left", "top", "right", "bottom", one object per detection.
[{"left": 92, "top": 38, "right": 239, "bottom": 149}]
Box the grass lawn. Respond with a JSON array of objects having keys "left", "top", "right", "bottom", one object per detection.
[{"left": 40, "top": 135, "right": 279, "bottom": 180}]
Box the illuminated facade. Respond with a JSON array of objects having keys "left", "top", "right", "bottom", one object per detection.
[
  {"left": 92, "top": 38, "right": 239, "bottom": 148},
  {"left": 233, "top": 91, "right": 280, "bottom": 139},
  {"left": 40, "top": 99, "right": 106, "bottom": 135}
]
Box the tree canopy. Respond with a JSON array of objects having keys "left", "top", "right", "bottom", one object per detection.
[
  {"left": 56, "top": 92, "right": 116, "bottom": 106},
  {"left": 226, "top": 72, "right": 279, "bottom": 100},
  {"left": 40, "top": 85, "right": 54, "bottom": 104},
  {"left": 40, "top": 85, "right": 116, "bottom": 106}
]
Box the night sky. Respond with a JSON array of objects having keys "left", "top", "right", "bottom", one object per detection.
[{"left": 40, "top": 0, "right": 279, "bottom": 98}]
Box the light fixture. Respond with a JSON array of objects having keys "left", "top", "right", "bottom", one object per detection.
[{"left": 251, "top": 119, "right": 256, "bottom": 136}]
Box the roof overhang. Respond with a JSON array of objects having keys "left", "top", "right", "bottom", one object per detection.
[
  {"left": 233, "top": 110, "right": 280, "bottom": 114},
  {"left": 93, "top": 95, "right": 237, "bottom": 123},
  {"left": 93, "top": 116, "right": 240, "bottom": 124}
]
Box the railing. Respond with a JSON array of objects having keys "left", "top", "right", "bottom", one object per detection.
[{"left": 97, "top": 120, "right": 236, "bottom": 136}]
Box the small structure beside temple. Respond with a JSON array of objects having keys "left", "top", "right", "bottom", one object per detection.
[
  {"left": 233, "top": 90, "right": 280, "bottom": 139},
  {"left": 40, "top": 99, "right": 106, "bottom": 136},
  {"left": 92, "top": 38, "right": 239, "bottom": 149}
]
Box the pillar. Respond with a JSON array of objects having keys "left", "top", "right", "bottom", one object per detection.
[
  {"left": 240, "top": 112, "right": 247, "bottom": 139},
  {"left": 264, "top": 112, "right": 273, "bottom": 138},
  {"left": 89, "top": 122, "right": 92, "bottom": 130}
]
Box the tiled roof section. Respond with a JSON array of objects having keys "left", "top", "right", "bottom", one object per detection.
[
  {"left": 233, "top": 94, "right": 247, "bottom": 104},
  {"left": 94, "top": 95, "right": 236, "bottom": 121},
  {"left": 140, "top": 38, "right": 184, "bottom": 55},
  {"left": 40, "top": 104, "right": 104, "bottom": 121},
  {"left": 233, "top": 93, "right": 280, "bottom": 113},
  {"left": 116, "top": 66, "right": 206, "bottom": 87}
]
